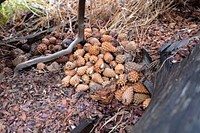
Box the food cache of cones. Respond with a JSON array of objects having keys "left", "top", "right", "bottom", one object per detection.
[{"left": 57, "top": 27, "right": 151, "bottom": 106}]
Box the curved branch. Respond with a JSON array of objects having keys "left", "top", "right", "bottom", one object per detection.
[{"left": 14, "top": 38, "right": 81, "bottom": 76}]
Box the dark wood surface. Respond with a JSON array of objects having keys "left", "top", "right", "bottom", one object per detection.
[
  {"left": 0, "top": 0, "right": 6, "bottom": 4},
  {"left": 132, "top": 43, "right": 200, "bottom": 133}
]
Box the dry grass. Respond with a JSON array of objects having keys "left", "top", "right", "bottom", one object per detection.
[
  {"left": 1, "top": 0, "right": 176, "bottom": 36},
  {"left": 87, "top": 0, "right": 174, "bottom": 32}
]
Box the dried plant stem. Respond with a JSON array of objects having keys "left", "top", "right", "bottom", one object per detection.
[{"left": 100, "top": 110, "right": 125, "bottom": 130}]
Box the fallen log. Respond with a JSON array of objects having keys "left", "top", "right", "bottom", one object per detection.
[{"left": 132, "top": 43, "right": 200, "bottom": 133}]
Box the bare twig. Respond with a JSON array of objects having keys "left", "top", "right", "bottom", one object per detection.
[
  {"left": 0, "top": 43, "right": 16, "bottom": 48},
  {"left": 100, "top": 110, "right": 125, "bottom": 130}
]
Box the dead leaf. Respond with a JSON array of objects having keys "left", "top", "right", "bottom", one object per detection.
[
  {"left": 0, "top": 110, "right": 11, "bottom": 116},
  {"left": 2, "top": 101, "right": 8, "bottom": 109},
  {"left": 189, "top": 24, "right": 197, "bottom": 28},
  {"left": 143, "top": 98, "right": 151, "bottom": 109},
  {"left": 20, "top": 112, "right": 27, "bottom": 121},
  {"left": 46, "top": 62, "right": 60, "bottom": 72},
  {"left": 17, "top": 127, "right": 24, "bottom": 133},
  {"left": 12, "top": 105, "right": 19, "bottom": 112},
  {"left": 62, "top": 99, "right": 67, "bottom": 106},
  {"left": 0, "top": 123, "right": 6, "bottom": 132},
  {"left": 90, "top": 82, "right": 117, "bottom": 104}
]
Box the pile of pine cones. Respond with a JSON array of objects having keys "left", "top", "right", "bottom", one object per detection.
[
  {"left": 38, "top": 28, "right": 151, "bottom": 107},
  {"left": 36, "top": 32, "right": 69, "bottom": 55},
  {"left": 60, "top": 28, "right": 151, "bottom": 107}
]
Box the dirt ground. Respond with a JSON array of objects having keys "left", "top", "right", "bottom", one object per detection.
[{"left": 0, "top": 9, "right": 200, "bottom": 132}]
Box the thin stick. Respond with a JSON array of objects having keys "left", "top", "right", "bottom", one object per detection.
[
  {"left": 14, "top": 0, "right": 86, "bottom": 76},
  {"left": 100, "top": 110, "right": 124, "bottom": 130}
]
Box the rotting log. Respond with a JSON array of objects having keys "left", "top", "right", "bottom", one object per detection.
[{"left": 132, "top": 43, "right": 200, "bottom": 133}]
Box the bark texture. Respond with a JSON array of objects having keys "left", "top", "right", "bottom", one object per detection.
[{"left": 132, "top": 43, "right": 200, "bottom": 133}]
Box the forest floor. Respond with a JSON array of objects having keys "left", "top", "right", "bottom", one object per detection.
[{"left": 0, "top": 8, "right": 200, "bottom": 133}]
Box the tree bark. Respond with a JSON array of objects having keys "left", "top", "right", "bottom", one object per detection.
[{"left": 132, "top": 43, "right": 200, "bottom": 133}]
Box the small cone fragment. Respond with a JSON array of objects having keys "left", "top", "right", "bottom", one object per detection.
[
  {"left": 76, "top": 84, "right": 89, "bottom": 92},
  {"left": 84, "top": 28, "right": 92, "bottom": 33},
  {"left": 94, "top": 58, "right": 105, "bottom": 73},
  {"left": 83, "top": 43, "right": 92, "bottom": 52},
  {"left": 37, "top": 43, "right": 47, "bottom": 53},
  {"left": 127, "top": 70, "right": 139, "bottom": 83},
  {"left": 62, "top": 76, "right": 71, "bottom": 87},
  {"left": 101, "top": 42, "right": 116, "bottom": 53},
  {"left": 86, "top": 66, "right": 94, "bottom": 75},
  {"left": 103, "top": 68, "right": 116, "bottom": 78},
  {"left": 42, "top": 38, "right": 50, "bottom": 45},
  {"left": 133, "top": 83, "right": 149, "bottom": 94},
  {"left": 104, "top": 52, "right": 114, "bottom": 63},
  {"left": 125, "top": 41, "right": 138, "bottom": 52},
  {"left": 76, "top": 66, "right": 88, "bottom": 76},
  {"left": 143, "top": 98, "right": 151, "bottom": 109},
  {"left": 70, "top": 75, "right": 80, "bottom": 86},
  {"left": 65, "top": 61, "right": 76, "bottom": 70},
  {"left": 81, "top": 74, "right": 90, "bottom": 84},
  {"left": 65, "top": 69, "right": 76, "bottom": 76},
  {"left": 91, "top": 73, "right": 104, "bottom": 84},
  {"left": 37, "top": 63, "right": 46, "bottom": 70},
  {"left": 125, "top": 62, "right": 143, "bottom": 72},
  {"left": 117, "top": 33, "right": 127, "bottom": 41},
  {"left": 89, "top": 45, "right": 100, "bottom": 56},
  {"left": 115, "top": 54, "right": 126, "bottom": 64},
  {"left": 76, "top": 56, "right": 85, "bottom": 67},
  {"left": 89, "top": 55, "right": 98, "bottom": 63},
  {"left": 115, "top": 64, "right": 124, "bottom": 74},
  {"left": 101, "top": 35, "right": 113, "bottom": 42},
  {"left": 89, "top": 37, "right": 101, "bottom": 45},
  {"left": 117, "top": 74, "right": 127, "bottom": 86},
  {"left": 115, "top": 86, "right": 128, "bottom": 101},
  {"left": 122, "top": 87, "right": 134, "bottom": 105},
  {"left": 49, "top": 37, "right": 57, "bottom": 44},
  {"left": 133, "top": 93, "right": 150, "bottom": 105},
  {"left": 84, "top": 53, "right": 91, "bottom": 62},
  {"left": 74, "top": 49, "right": 85, "bottom": 58}
]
